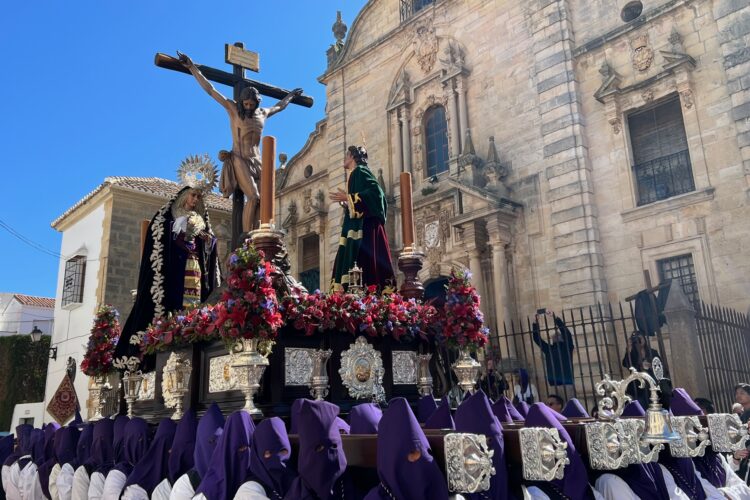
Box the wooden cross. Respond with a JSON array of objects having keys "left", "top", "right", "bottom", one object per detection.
[
  {"left": 154, "top": 42, "right": 313, "bottom": 250},
  {"left": 625, "top": 269, "right": 671, "bottom": 376}
]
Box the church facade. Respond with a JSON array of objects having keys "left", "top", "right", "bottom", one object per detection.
[{"left": 276, "top": 0, "right": 750, "bottom": 341}]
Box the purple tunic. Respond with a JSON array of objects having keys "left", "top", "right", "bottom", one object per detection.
[
  {"left": 168, "top": 409, "right": 198, "bottom": 483},
  {"left": 364, "top": 397, "right": 449, "bottom": 500},
  {"left": 194, "top": 403, "right": 225, "bottom": 479},
  {"left": 124, "top": 418, "right": 177, "bottom": 494}
]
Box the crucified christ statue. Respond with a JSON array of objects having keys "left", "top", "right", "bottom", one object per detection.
[{"left": 178, "top": 51, "right": 303, "bottom": 232}]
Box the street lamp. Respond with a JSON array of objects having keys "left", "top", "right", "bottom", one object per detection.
[{"left": 29, "top": 326, "right": 57, "bottom": 360}]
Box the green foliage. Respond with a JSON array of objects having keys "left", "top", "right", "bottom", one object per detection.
[{"left": 0, "top": 335, "right": 50, "bottom": 430}]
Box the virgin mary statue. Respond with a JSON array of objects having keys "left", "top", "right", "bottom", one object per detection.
[{"left": 114, "top": 156, "right": 221, "bottom": 369}]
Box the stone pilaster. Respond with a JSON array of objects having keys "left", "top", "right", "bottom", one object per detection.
[
  {"left": 530, "top": 0, "right": 607, "bottom": 307},
  {"left": 712, "top": 0, "right": 750, "bottom": 192}
]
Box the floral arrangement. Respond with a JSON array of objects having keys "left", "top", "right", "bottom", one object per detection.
[
  {"left": 283, "top": 285, "right": 437, "bottom": 342},
  {"left": 81, "top": 304, "right": 121, "bottom": 376},
  {"left": 213, "top": 240, "right": 283, "bottom": 345},
  {"left": 140, "top": 306, "right": 218, "bottom": 355},
  {"left": 439, "top": 268, "right": 489, "bottom": 351}
]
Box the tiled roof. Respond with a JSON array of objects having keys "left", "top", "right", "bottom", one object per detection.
[
  {"left": 52, "top": 176, "right": 232, "bottom": 228},
  {"left": 13, "top": 294, "right": 55, "bottom": 309}
]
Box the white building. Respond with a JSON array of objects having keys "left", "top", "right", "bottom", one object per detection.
[
  {"left": 0, "top": 293, "right": 54, "bottom": 337},
  {"left": 42, "top": 177, "right": 231, "bottom": 422}
]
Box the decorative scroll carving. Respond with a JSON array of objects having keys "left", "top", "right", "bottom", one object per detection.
[
  {"left": 285, "top": 348, "right": 314, "bottom": 386},
  {"left": 519, "top": 427, "right": 570, "bottom": 481},
  {"left": 209, "top": 355, "right": 237, "bottom": 393},
  {"left": 138, "top": 371, "right": 155, "bottom": 401},
  {"left": 414, "top": 23, "right": 438, "bottom": 73},
  {"left": 631, "top": 34, "right": 654, "bottom": 72},
  {"left": 707, "top": 413, "right": 750, "bottom": 452},
  {"left": 444, "top": 433, "right": 495, "bottom": 493},
  {"left": 339, "top": 336, "right": 385, "bottom": 402},
  {"left": 670, "top": 416, "right": 710, "bottom": 458},
  {"left": 392, "top": 351, "right": 417, "bottom": 385},
  {"left": 584, "top": 421, "right": 629, "bottom": 470}
]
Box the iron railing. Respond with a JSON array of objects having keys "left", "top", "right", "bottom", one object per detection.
[
  {"left": 696, "top": 301, "right": 750, "bottom": 412},
  {"left": 635, "top": 149, "right": 694, "bottom": 206},
  {"left": 400, "top": 0, "right": 434, "bottom": 22}
]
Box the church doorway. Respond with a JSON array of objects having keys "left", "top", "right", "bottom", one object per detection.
[
  {"left": 424, "top": 276, "right": 449, "bottom": 307},
  {"left": 299, "top": 234, "right": 320, "bottom": 292}
]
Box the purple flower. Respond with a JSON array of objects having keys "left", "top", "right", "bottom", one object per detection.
[
  {"left": 230, "top": 254, "right": 239, "bottom": 265},
  {"left": 257, "top": 266, "right": 266, "bottom": 278}
]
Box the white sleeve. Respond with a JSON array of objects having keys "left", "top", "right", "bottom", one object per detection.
[
  {"left": 151, "top": 478, "right": 172, "bottom": 500},
  {"left": 192, "top": 494, "right": 207, "bottom": 500},
  {"left": 120, "top": 484, "right": 150, "bottom": 500},
  {"left": 71, "top": 466, "right": 90, "bottom": 500},
  {"left": 7, "top": 462, "right": 24, "bottom": 500},
  {"left": 55, "top": 464, "right": 75, "bottom": 500},
  {"left": 718, "top": 454, "right": 750, "bottom": 500},
  {"left": 2, "top": 464, "right": 11, "bottom": 496},
  {"left": 522, "top": 485, "right": 551, "bottom": 500},
  {"left": 87, "top": 471, "right": 106, "bottom": 500},
  {"left": 232, "top": 481, "right": 270, "bottom": 500},
  {"left": 168, "top": 474, "right": 195, "bottom": 500},
  {"left": 658, "top": 464, "right": 692, "bottom": 500},
  {"left": 694, "top": 461, "right": 733, "bottom": 500},
  {"left": 590, "top": 485, "right": 606, "bottom": 500},
  {"left": 48, "top": 463, "right": 62, "bottom": 500},
  {"left": 102, "top": 469, "right": 127, "bottom": 500},
  {"left": 173, "top": 216, "right": 188, "bottom": 236},
  {"left": 594, "top": 474, "right": 640, "bottom": 500},
  {"left": 18, "top": 462, "right": 42, "bottom": 500}
]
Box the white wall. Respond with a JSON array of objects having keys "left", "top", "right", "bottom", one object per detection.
[
  {"left": 42, "top": 203, "right": 106, "bottom": 424},
  {"left": 0, "top": 295, "right": 54, "bottom": 337},
  {"left": 8, "top": 402, "right": 44, "bottom": 432}
]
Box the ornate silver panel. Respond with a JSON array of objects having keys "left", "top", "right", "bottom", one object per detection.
[
  {"left": 707, "top": 413, "right": 750, "bottom": 453},
  {"left": 618, "top": 418, "right": 663, "bottom": 464},
  {"left": 392, "top": 351, "right": 417, "bottom": 385},
  {"left": 519, "top": 427, "right": 570, "bottom": 481},
  {"left": 444, "top": 433, "right": 495, "bottom": 493},
  {"left": 338, "top": 336, "right": 385, "bottom": 402},
  {"left": 137, "top": 371, "right": 155, "bottom": 401},
  {"left": 584, "top": 421, "right": 629, "bottom": 470},
  {"left": 285, "top": 348, "right": 314, "bottom": 386},
  {"left": 670, "top": 415, "right": 710, "bottom": 458},
  {"left": 208, "top": 354, "right": 236, "bottom": 393}
]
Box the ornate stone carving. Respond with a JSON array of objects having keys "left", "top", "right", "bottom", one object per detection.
[
  {"left": 680, "top": 89, "right": 694, "bottom": 109},
  {"left": 414, "top": 23, "right": 438, "bottom": 74},
  {"left": 609, "top": 117, "right": 622, "bottom": 134},
  {"left": 425, "top": 221, "right": 440, "bottom": 248},
  {"left": 285, "top": 348, "right": 314, "bottom": 386},
  {"left": 138, "top": 371, "right": 155, "bottom": 400},
  {"left": 631, "top": 34, "right": 654, "bottom": 72},
  {"left": 338, "top": 336, "right": 385, "bottom": 402},
  {"left": 303, "top": 188, "right": 313, "bottom": 213},
  {"left": 594, "top": 61, "right": 622, "bottom": 102},
  {"left": 209, "top": 355, "right": 237, "bottom": 393},
  {"left": 440, "top": 39, "right": 465, "bottom": 74},
  {"left": 392, "top": 351, "right": 417, "bottom": 385},
  {"left": 444, "top": 433, "right": 495, "bottom": 493},
  {"left": 642, "top": 90, "right": 654, "bottom": 103}
]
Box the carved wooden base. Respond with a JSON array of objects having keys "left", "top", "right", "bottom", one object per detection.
[
  {"left": 248, "top": 226, "right": 285, "bottom": 262},
  {"left": 398, "top": 250, "right": 425, "bottom": 300}
]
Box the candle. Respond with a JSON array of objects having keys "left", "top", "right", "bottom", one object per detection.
[
  {"left": 400, "top": 171, "right": 415, "bottom": 250},
  {"left": 260, "top": 135, "right": 276, "bottom": 226}
]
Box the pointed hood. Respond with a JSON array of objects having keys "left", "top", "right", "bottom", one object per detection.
[
  {"left": 248, "top": 417, "right": 297, "bottom": 498},
  {"left": 417, "top": 394, "right": 438, "bottom": 423},
  {"left": 562, "top": 398, "right": 589, "bottom": 418},
  {"left": 365, "top": 398, "right": 448, "bottom": 500},
  {"left": 114, "top": 417, "right": 149, "bottom": 476},
  {"left": 194, "top": 411, "right": 255, "bottom": 500},
  {"left": 194, "top": 403, "right": 225, "bottom": 478},
  {"left": 349, "top": 403, "right": 382, "bottom": 434},
  {"left": 424, "top": 398, "right": 454, "bottom": 429},
  {"left": 124, "top": 418, "right": 177, "bottom": 494},
  {"left": 168, "top": 409, "right": 198, "bottom": 483},
  {"left": 492, "top": 396, "right": 523, "bottom": 423},
  {"left": 454, "top": 390, "right": 509, "bottom": 500}
]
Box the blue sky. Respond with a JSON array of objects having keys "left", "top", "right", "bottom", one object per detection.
[{"left": 0, "top": 0, "right": 367, "bottom": 299}]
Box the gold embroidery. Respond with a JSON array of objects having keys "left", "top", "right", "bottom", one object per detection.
[
  {"left": 346, "top": 229, "right": 363, "bottom": 240},
  {"left": 348, "top": 193, "right": 364, "bottom": 218}
]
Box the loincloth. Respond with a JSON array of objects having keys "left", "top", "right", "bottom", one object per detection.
[{"left": 220, "top": 153, "right": 261, "bottom": 197}]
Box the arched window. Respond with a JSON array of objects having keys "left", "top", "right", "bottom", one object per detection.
[{"left": 424, "top": 106, "right": 449, "bottom": 178}]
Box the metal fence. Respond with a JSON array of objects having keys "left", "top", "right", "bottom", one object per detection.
[
  {"left": 696, "top": 301, "right": 750, "bottom": 412},
  {"left": 486, "top": 299, "right": 750, "bottom": 415}
]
